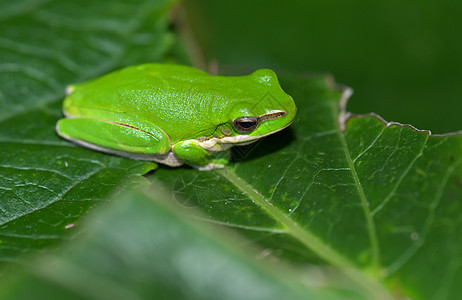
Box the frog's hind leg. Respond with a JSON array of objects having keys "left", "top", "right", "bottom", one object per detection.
[{"left": 56, "top": 118, "right": 182, "bottom": 165}]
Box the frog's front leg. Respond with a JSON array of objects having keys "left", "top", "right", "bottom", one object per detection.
[{"left": 172, "top": 140, "right": 229, "bottom": 170}]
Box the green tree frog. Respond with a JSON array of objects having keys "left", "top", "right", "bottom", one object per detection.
[{"left": 56, "top": 64, "right": 296, "bottom": 170}]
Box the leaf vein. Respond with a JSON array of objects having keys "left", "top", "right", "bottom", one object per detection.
[
  {"left": 372, "top": 134, "right": 429, "bottom": 216},
  {"left": 353, "top": 126, "right": 387, "bottom": 163},
  {"left": 0, "top": 166, "right": 104, "bottom": 227},
  {"left": 385, "top": 159, "right": 461, "bottom": 275},
  {"left": 333, "top": 102, "right": 381, "bottom": 271}
]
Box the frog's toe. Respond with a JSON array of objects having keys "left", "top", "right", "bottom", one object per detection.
[{"left": 196, "top": 162, "right": 226, "bottom": 171}]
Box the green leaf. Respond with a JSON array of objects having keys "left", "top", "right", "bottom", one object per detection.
[
  {"left": 151, "top": 74, "right": 462, "bottom": 299},
  {"left": 0, "top": 187, "right": 365, "bottom": 300},
  {"left": 0, "top": 0, "right": 176, "bottom": 265}
]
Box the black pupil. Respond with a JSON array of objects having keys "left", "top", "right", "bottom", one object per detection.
[{"left": 240, "top": 121, "right": 256, "bottom": 128}]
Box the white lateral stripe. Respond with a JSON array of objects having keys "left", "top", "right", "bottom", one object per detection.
[{"left": 195, "top": 124, "right": 290, "bottom": 150}]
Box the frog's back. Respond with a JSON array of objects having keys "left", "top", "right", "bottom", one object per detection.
[
  {"left": 68, "top": 64, "right": 209, "bottom": 108},
  {"left": 63, "top": 64, "right": 225, "bottom": 142},
  {"left": 66, "top": 64, "right": 209, "bottom": 114}
]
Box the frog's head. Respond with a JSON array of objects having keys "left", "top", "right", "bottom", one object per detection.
[{"left": 222, "top": 69, "right": 296, "bottom": 144}]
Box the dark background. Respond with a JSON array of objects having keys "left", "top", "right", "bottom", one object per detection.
[{"left": 185, "top": 0, "right": 462, "bottom": 134}]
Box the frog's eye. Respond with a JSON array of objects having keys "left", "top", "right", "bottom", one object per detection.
[{"left": 233, "top": 117, "right": 260, "bottom": 134}]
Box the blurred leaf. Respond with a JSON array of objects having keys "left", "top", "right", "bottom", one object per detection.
[
  {"left": 0, "top": 187, "right": 366, "bottom": 300},
  {"left": 0, "top": 0, "right": 176, "bottom": 265},
  {"left": 152, "top": 74, "right": 462, "bottom": 300}
]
